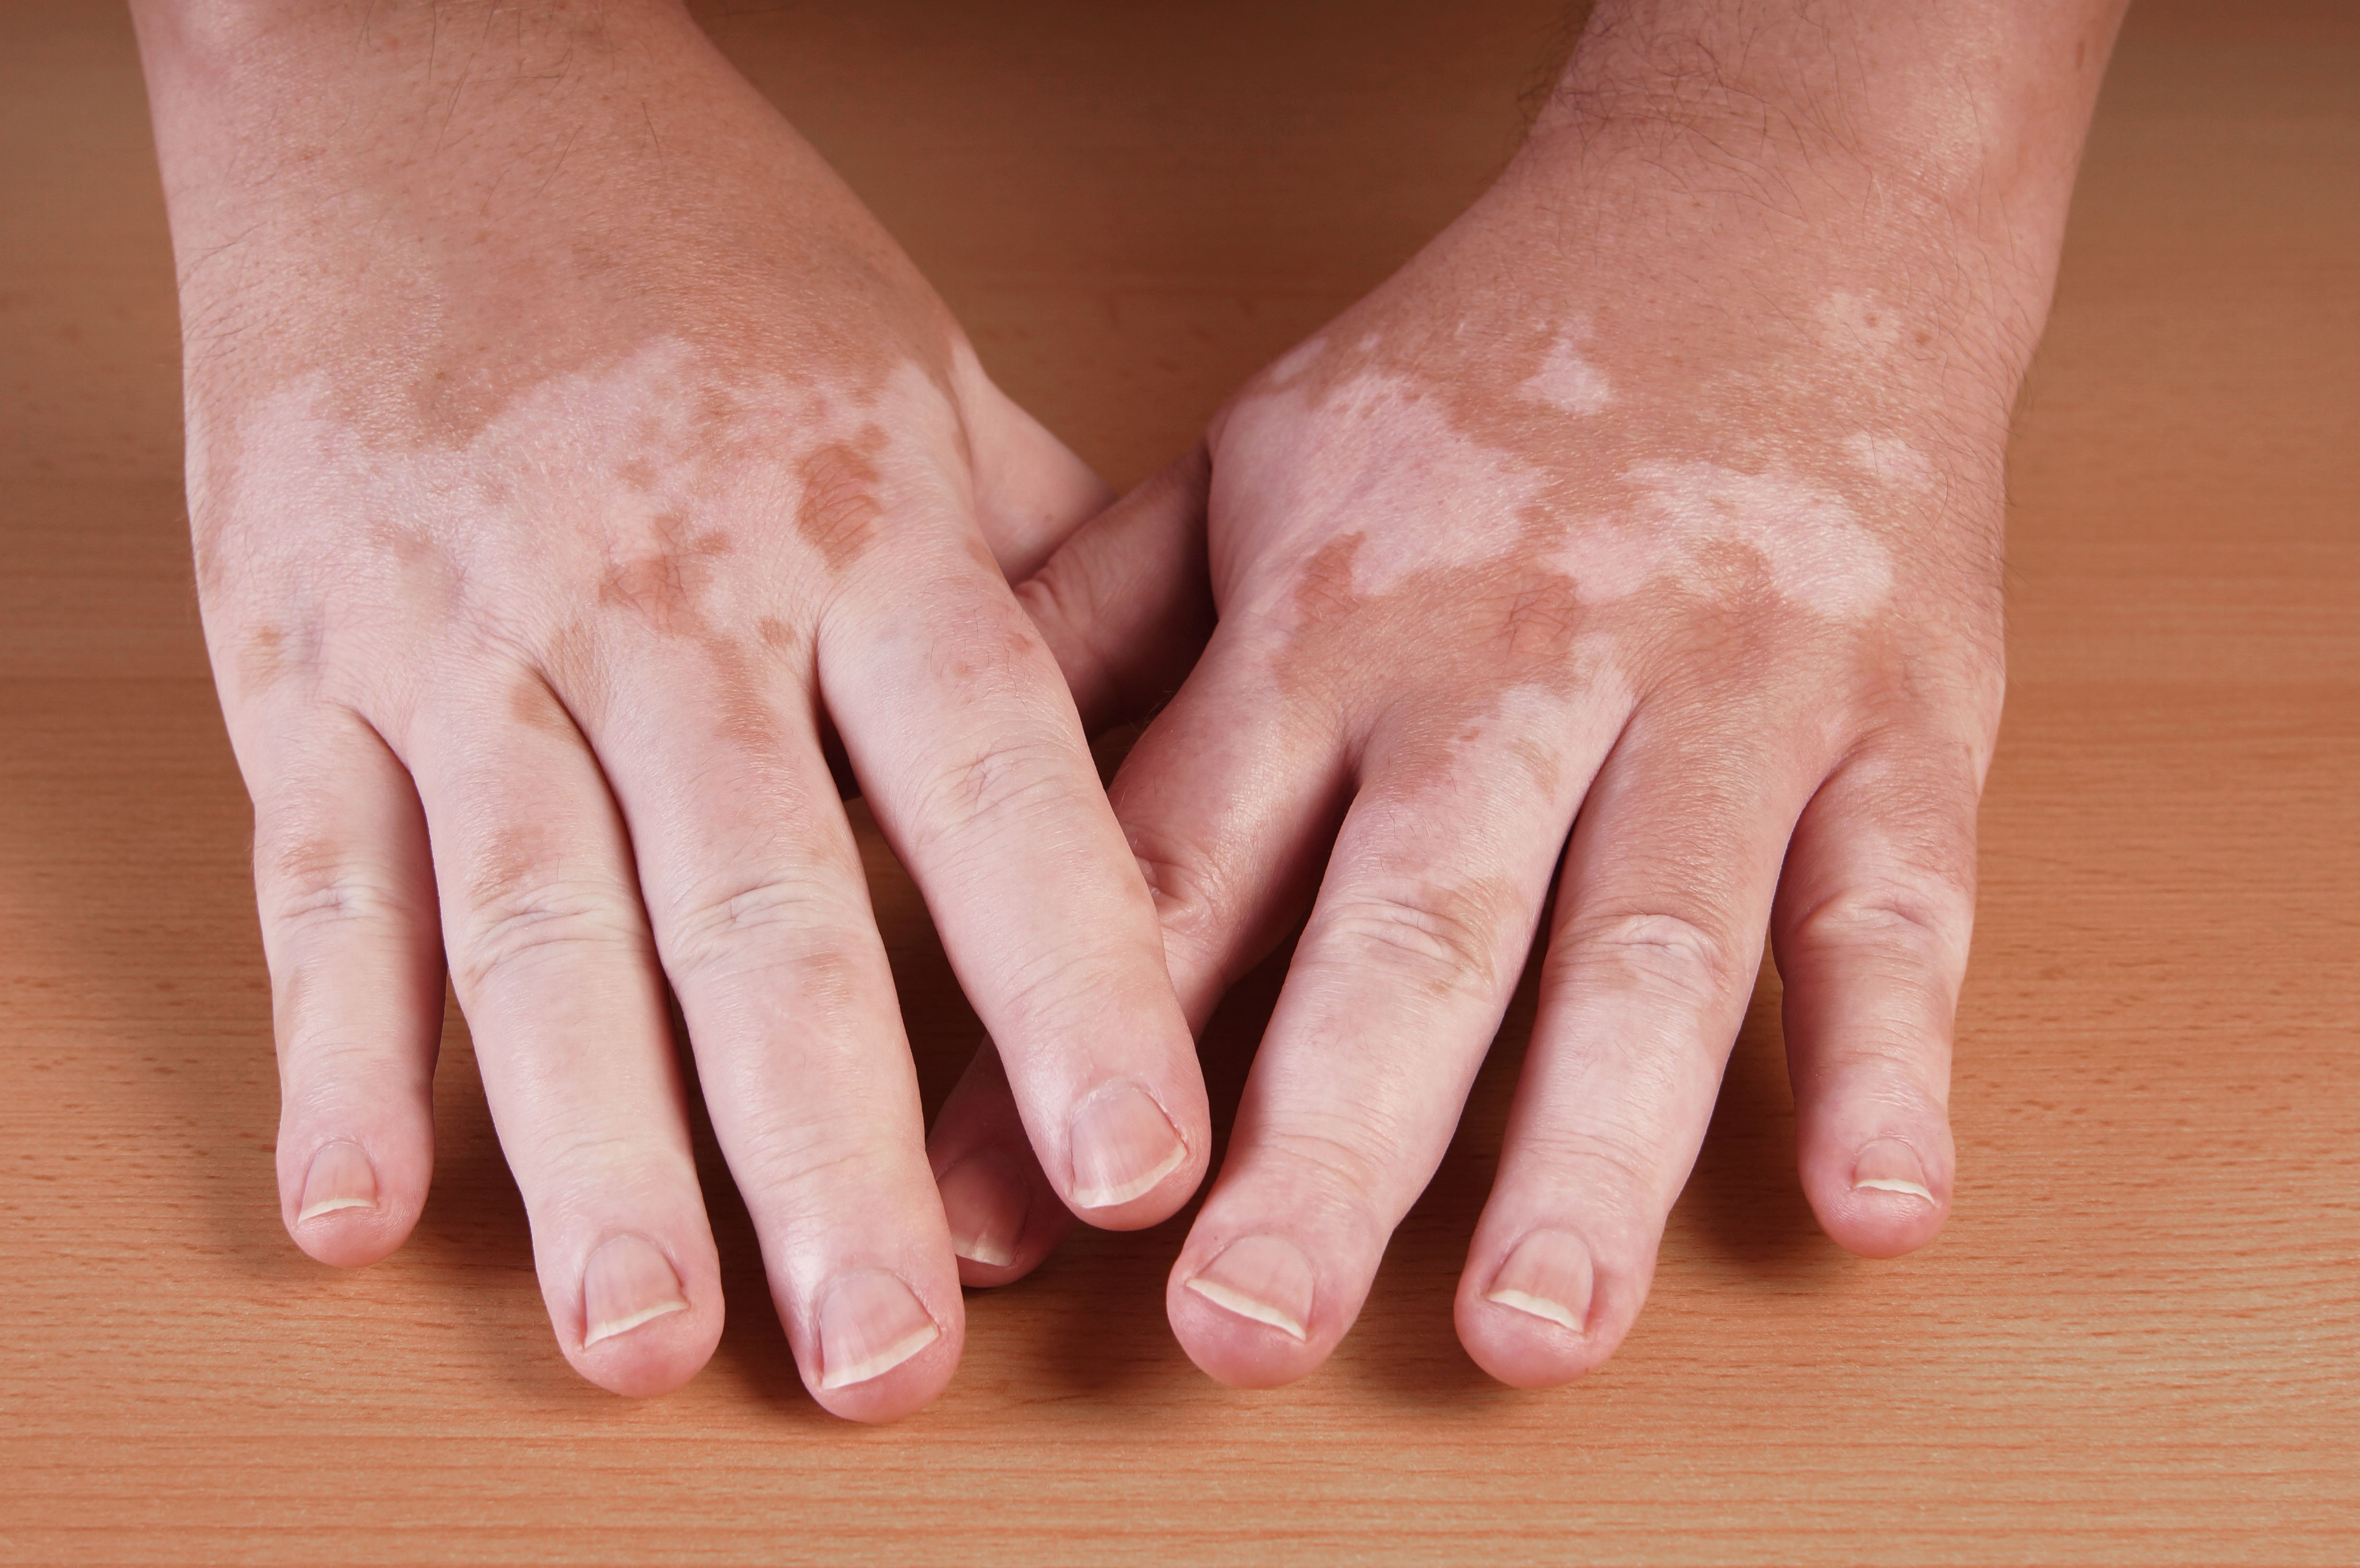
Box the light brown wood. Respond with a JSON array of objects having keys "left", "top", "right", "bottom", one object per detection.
[{"left": 2, "top": 1, "right": 2354, "bottom": 1561}]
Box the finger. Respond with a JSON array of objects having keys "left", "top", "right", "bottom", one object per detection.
[
  {"left": 1772, "top": 735, "right": 1980, "bottom": 1259},
  {"left": 251, "top": 707, "right": 443, "bottom": 1268},
  {"left": 925, "top": 1038, "right": 1074, "bottom": 1286},
  {"left": 828, "top": 540, "right": 1213, "bottom": 1229},
  {"left": 820, "top": 373, "right": 1122, "bottom": 802},
  {"left": 580, "top": 648, "right": 963, "bottom": 1422},
  {"left": 1165, "top": 686, "right": 1618, "bottom": 1388},
  {"left": 955, "top": 343, "right": 1117, "bottom": 582},
  {"left": 1455, "top": 702, "right": 1817, "bottom": 1389},
  {"left": 406, "top": 682, "right": 722, "bottom": 1398},
  {"left": 1014, "top": 441, "right": 1217, "bottom": 732},
  {"left": 922, "top": 624, "right": 1353, "bottom": 1283}
]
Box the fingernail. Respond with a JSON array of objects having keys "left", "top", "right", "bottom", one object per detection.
[
  {"left": 580, "top": 1235, "right": 690, "bottom": 1348},
  {"left": 938, "top": 1149, "right": 1029, "bottom": 1269},
  {"left": 817, "top": 1269, "right": 942, "bottom": 1390},
  {"left": 1067, "top": 1077, "right": 1188, "bottom": 1210},
  {"left": 296, "top": 1139, "right": 379, "bottom": 1222},
  {"left": 1183, "top": 1234, "right": 1315, "bottom": 1342},
  {"left": 1852, "top": 1138, "right": 1935, "bottom": 1202},
  {"left": 1484, "top": 1228, "right": 1594, "bottom": 1334}
]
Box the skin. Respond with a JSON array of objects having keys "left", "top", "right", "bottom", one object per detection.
[
  {"left": 129, "top": 0, "right": 1214, "bottom": 1420},
  {"left": 930, "top": 0, "right": 2131, "bottom": 1388}
]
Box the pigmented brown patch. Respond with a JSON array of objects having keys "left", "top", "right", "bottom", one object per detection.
[
  {"left": 465, "top": 821, "right": 550, "bottom": 915},
  {"left": 1266, "top": 536, "right": 1606, "bottom": 814},
  {"left": 598, "top": 512, "right": 732, "bottom": 635},
  {"left": 262, "top": 833, "right": 349, "bottom": 898},
  {"left": 508, "top": 675, "right": 580, "bottom": 738},
  {"left": 241, "top": 625, "right": 290, "bottom": 691},
  {"left": 538, "top": 618, "right": 609, "bottom": 733},
  {"left": 794, "top": 431, "right": 887, "bottom": 571}
]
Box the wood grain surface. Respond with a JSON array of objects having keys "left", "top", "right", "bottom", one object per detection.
[{"left": 2, "top": 1, "right": 2354, "bottom": 1562}]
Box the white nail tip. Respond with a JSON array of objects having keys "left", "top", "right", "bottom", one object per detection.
[
  {"left": 1184, "top": 1276, "right": 1308, "bottom": 1342},
  {"left": 1486, "top": 1287, "right": 1584, "bottom": 1334},
  {"left": 296, "top": 1196, "right": 374, "bottom": 1223},
  {"left": 953, "top": 1236, "right": 1018, "bottom": 1269},
  {"left": 1072, "top": 1141, "right": 1188, "bottom": 1211},
  {"left": 1855, "top": 1177, "right": 1936, "bottom": 1200},
  {"left": 582, "top": 1297, "right": 690, "bottom": 1348},
  {"left": 818, "top": 1321, "right": 941, "bottom": 1390}
]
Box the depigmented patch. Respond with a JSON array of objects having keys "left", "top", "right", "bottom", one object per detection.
[
  {"left": 1844, "top": 430, "right": 1938, "bottom": 493},
  {"left": 1517, "top": 327, "right": 1612, "bottom": 415},
  {"left": 1611, "top": 459, "right": 1893, "bottom": 620}
]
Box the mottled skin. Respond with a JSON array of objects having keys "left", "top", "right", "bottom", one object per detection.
[{"left": 935, "top": 0, "right": 2127, "bottom": 1390}]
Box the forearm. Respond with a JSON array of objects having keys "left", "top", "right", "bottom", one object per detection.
[
  {"left": 125, "top": 0, "right": 929, "bottom": 439},
  {"left": 1514, "top": 0, "right": 2129, "bottom": 382}
]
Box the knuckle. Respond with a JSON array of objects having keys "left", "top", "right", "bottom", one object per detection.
[
  {"left": 1315, "top": 878, "right": 1516, "bottom": 998},
  {"left": 1551, "top": 908, "right": 1742, "bottom": 1008},
  {"left": 526, "top": 1129, "right": 663, "bottom": 1193},
  {"left": 1789, "top": 875, "right": 1974, "bottom": 978},
  {"left": 716, "top": 1134, "right": 877, "bottom": 1226},
  {"left": 902, "top": 734, "right": 1089, "bottom": 862},
  {"left": 454, "top": 872, "right": 645, "bottom": 992},
  {"left": 1507, "top": 1122, "right": 1677, "bottom": 1248},
  {"left": 659, "top": 866, "right": 878, "bottom": 1012},
  {"left": 1258, "top": 1121, "right": 1405, "bottom": 1229},
  {"left": 258, "top": 857, "right": 416, "bottom": 936}
]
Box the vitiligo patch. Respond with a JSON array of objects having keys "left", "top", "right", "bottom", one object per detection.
[
  {"left": 1517, "top": 329, "right": 1613, "bottom": 416},
  {"left": 1227, "top": 361, "right": 1894, "bottom": 624},
  {"left": 201, "top": 337, "right": 956, "bottom": 664}
]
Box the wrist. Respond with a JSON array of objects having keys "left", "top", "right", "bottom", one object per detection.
[{"left": 1510, "top": 0, "right": 2126, "bottom": 379}]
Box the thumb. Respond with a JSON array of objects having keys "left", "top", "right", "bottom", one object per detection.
[{"left": 1014, "top": 440, "right": 1216, "bottom": 734}]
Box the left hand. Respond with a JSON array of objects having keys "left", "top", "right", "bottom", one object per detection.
[{"left": 926, "top": 0, "right": 2119, "bottom": 1388}]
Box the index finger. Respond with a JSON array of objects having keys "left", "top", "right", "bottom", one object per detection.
[{"left": 824, "top": 528, "right": 1209, "bottom": 1228}]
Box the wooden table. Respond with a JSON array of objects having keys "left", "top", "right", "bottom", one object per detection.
[{"left": 3, "top": 1, "right": 2354, "bottom": 1561}]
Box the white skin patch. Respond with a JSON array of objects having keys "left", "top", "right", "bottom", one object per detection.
[
  {"left": 201, "top": 337, "right": 953, "bottom": 674},
  {"left": 1579, "top": 459, "right": 1896, "bottom": 620},
  {"left": 1518, "top": 329, "right": 1612, "bottom": 416},
  {"left": 1845, "top": 429, "right": 1937, "bottom": 493},
  {"left": 1216, "top": 365, "right": 1549, "bottom": 609},
  {"left": 1261, "top": 333, "right": 1330, "bottom": 391},
  {"left": 1222, "top": 364, "right": 1892, "bottom": 624}
]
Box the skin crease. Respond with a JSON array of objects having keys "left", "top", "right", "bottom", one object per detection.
[
  {"left": 934, "top": 0, "right": 2130, "bottom": 1391},
  {"left": 132, "top": 0, "right": 1216, "bottom": 1422}
]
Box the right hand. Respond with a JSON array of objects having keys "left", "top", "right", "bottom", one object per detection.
[{"left": 132, "top": 0, "right": 1208, "bottom": 1419}]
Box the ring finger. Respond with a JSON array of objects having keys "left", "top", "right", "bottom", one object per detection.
[{"left": 405, "top": 675, "right": 723, "bottom": 1399}]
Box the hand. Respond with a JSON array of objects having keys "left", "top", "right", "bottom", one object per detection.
[
  {"left": 132, "top": 0, "right": 1210, "bottom": 1418},
  {"left": 925, "top": 0, "right": 2123, "bottom": 1387}
]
